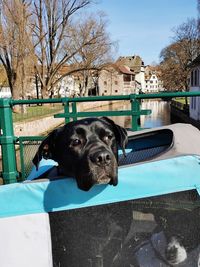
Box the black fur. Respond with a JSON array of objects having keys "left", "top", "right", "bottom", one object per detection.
[{"left": 33, "top": 117, "right": 128, "bottom": 191}]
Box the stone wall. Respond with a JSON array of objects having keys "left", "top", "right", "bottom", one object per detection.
[
  {"left": 14, "top": 116, "right": 64, "bottom": 136},
  {"left": 13, "top": 100, "right": 122, "bottom": 136}
]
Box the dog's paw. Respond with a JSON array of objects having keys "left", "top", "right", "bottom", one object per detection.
[{"left": 165, "top": 237, "right": 187, "bottom": 265}]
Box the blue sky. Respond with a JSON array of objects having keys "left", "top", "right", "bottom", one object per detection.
[{"left": 91, "top": 0, "right": 198, "bottom": 65}]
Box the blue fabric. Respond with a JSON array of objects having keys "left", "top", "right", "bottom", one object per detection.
[
  {"left": 27, "top": 152, "right": 131, "bottom": 180},
  {"left": 0, "top": 155, "right": 200, "bottom": 218},
  {"left": 27, "top": 159, "right": 58, "bottom": 180}
]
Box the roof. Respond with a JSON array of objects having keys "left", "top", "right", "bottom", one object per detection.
[
  {"left": 117, "top": 65, "right": 135, "bottom": 75},
  {"left": 102, "top": 63, "right": 135, "bottom": 75},
  {"left": 116, "top": 55, "right": 144, "bottom": 73}
]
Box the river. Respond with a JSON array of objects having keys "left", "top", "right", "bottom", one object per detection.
[{"left": 103, "top": 99, "right": 171, "bottom": 129}]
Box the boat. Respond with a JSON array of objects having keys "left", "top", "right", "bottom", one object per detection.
[{"left": 0, "top": 123, "right": 200, "bottom": 267}]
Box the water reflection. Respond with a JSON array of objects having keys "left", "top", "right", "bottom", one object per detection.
[
  {"left": 96, "top": 100, "right": 171, "bottom": 129},
  {"left": 140, "top": 100, "right": 171, "bottom": 129}
]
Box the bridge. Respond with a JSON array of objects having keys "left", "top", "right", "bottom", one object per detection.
[{"left": 1, "top": 91, "right": 200, "bottom": 184}]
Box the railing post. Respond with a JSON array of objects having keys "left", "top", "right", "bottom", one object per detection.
[
  {"left": 130, "top": 94, "right": 140, "bottom": 131},
  {"left": 71, "top": 102, "right": 77, "bottom": 121},
  {"left": 63, "top": 100, "right": 70, "bottom": 124},
  {"left": 0, "top": 99, "right": 18, "bottom": 184}
]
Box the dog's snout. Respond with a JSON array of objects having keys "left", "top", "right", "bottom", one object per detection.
[{"left": 90, "top": 151, "right": 112, "bottom": 166}]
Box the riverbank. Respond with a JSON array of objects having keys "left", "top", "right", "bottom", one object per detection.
[
  {"left": 14, "top": 100, "right": 124, "bottom": 136},
  {"left": 171, "top": 105, "right": 200, "bottom": 130}
]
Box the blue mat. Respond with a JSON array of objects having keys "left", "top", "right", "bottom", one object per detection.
[{"left": 0, "top": 155, "right": 200, "bottom": 218}]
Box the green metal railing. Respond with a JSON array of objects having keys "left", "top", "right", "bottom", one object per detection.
[{"left": 0, "top": 91, "right": 200, "bottom": 184}]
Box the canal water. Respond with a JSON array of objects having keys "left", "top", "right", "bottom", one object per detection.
[
  {"left": 103, "top": 99, "right": 171, "bottom": 129},
  {"left": 140, "top": 100, "right": 171, "bottom": 129}
]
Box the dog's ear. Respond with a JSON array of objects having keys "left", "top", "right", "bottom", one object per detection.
[
  {"left": 101, "top": 117, "right": 128, "bottom": 156},
  {"left": 32, "top": 129, "right": 58, "bottom": 170}
]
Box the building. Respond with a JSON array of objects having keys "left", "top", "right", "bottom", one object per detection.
[
  {"left": 189, "top": 55, "right": 200, "bottom": 120},
  {"left": 117, "top": 55, "right": 146, "bottom": 91},
  {"left": 144, "top": 66, "right": 164, "bottom": 93},
  {"left": 27, "top": 66, "right": 80, "bottom": 99},
  {"left": 98, "top": 64, "right": 140, "bottom": 96},
  {"left": 0, "top": 56, "right": 164, "bottom": 99},
  {"left": 98, "top": 55, "right": 164, "bottom": 95},
  {"left": 98, "top": 55, "right": 146, "bottom": 95}
]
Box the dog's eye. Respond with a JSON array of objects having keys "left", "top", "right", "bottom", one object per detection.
[
  {"left": 104, "top": 134, "right": 113, "bottom": 141},
  {"left": 71, "top": 139, "right": 81, "bottom": 146}
]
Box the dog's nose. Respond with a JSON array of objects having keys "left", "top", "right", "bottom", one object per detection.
[{"left": 90, "top": 151, "right": 112, "bottom": 166}]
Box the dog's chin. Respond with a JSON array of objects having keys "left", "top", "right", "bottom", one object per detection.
[
  {"left": 76, "top": 170, "right": 118, "bottom": 191},
  {"left": 95, "top": 173, "right": 111, "bottom": 184}
]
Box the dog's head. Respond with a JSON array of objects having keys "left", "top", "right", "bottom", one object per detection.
[{"left": 33, "top": 117, "right": 128, "bottom": 191}]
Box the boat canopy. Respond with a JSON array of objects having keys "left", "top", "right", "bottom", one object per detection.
[{"left": 119, "top": 123, "right": 200, "bottom": 166}]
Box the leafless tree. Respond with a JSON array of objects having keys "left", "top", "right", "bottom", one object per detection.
[
  {"left": 159, "top": 43, "right": 188, "bottom": 90},
  {"left": 172, "top": 18, "right": 200, "bottom": 62},
  {"left": 32, "top": 0, "right": 105, "bottom": 98},
  {"left": 0, "top": 0, "right": 34, "bottom": 101},
  {"left": 66, "top": 12, "right": 115, "bottom": 96},
  {"left": 159, "top": 18, "right": 200, "bottom": 91},
  {"left": 0, "top": 0, "right": 115, "bottom": 100}
]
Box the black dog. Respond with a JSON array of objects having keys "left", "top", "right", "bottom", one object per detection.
[{"left": 33, "top": 117, "right": 128, "bottom": 191}]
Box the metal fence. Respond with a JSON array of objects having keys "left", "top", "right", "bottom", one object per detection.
[{"left": 0, "top": 91, "right": 200, "bottom": 184}]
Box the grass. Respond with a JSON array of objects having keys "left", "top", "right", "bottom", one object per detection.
[
  {"left": 13, "top": 104, "right": 63, "bottom": 123},
  {"left": 174, "top": 97, "right": 190, "bottom": 105}
]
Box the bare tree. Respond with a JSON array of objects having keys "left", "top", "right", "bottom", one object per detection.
[
  {"left": 172, "top": 18, "right": 200, "bottom": 62},
  {"left": 67, "top": 12, "right": 115, "bottom": 96},
  {"left": 0, "top": 0, "right": 34, "bottom": 101},
  {"left": 0, "top": 0, "right": 114, "bottom": 100},
  {"left": 159, "top": 43, "right": 188, "bottom": 90},
  {"left": 32, "top": 0, "right": 97, "bottom": 98},
  {"left": 159, "top": 18, "right": 200, "bottom": 91}
]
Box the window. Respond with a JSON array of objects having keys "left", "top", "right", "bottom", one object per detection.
[
  {"left": 150, "top": 81, "right": 153, "bottom": 84},
  {"left": 191, "top": 97, "right": 196, "bottom": 110},
  {"left": 123, "top": 74, "right": 131, "bottom": 82},
  {"left": 191, "top": 71, "right": 194, "bottom": 86},
  {"left": 49, "top": 189, "right": 200, "bottom": 267},
  {"left": 104, "top": 81, "right": 107, "bottom": 86},
  {"left": 115, "top": 90, "right": 118, "bottom": 93},
  {"left": 191, "top": 69, "right": 200, "bottom": 86},
  {"left": 115, "top": 81, "right": 118, "bottom": 85},
  {"left": 104, "top": 90, "right": 107, "bottom": 93},
  {"left": 194, "top": 70, "right": 197, "bottom": 86},
  {"left": 194, "top": 69, "right": 199, "bottom": 86}
]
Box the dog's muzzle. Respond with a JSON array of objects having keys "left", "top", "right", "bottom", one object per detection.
[
  {"left": 88, "top": 149, "right": 117, "bottom": 185},
  {"left": 89, "top": 150, "right": 112, "bottom": 167},
  {"left": 73, "top": 145, "right": 118, "bottom": 191}
]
